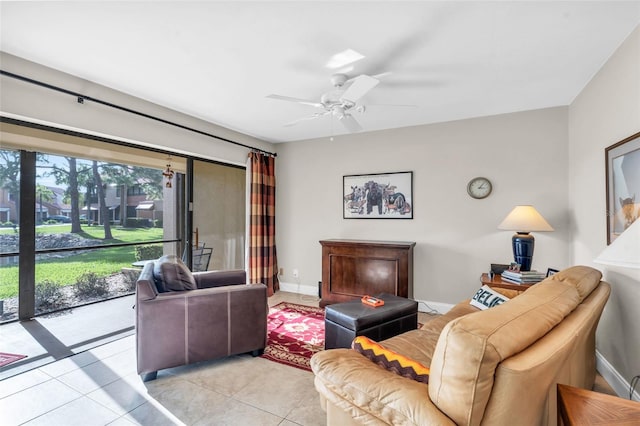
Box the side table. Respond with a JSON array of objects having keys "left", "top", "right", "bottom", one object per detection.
[
  {"left": 557, "top": 383, "right": 640, "bottom": 425},
  {"left": 480, "top": 273, "right": 537, "bottom": 291}
]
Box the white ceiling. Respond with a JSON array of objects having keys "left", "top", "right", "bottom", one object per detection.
[{"left": 1, "top": 1, "right": 639, "bottom": 143}]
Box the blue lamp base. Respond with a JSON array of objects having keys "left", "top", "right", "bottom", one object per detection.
[{"left": 512, "top": 232, "right": 535, "bottom": 271}]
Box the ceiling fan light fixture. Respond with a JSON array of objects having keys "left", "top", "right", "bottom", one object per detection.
[
  {"left": 330, "top": 73, "right": 348, "bottom": 88},
  {"left": 269, "top": 68, "right": 385, "bottom": 135},
  {"left": 326, "top": 49, "right": 364, "bottom": 69},
  {"left": 321, "top": 90, "right": 343, "bottom": 105}
]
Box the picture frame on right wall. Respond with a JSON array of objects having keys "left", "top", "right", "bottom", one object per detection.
[{"left": 605, "top": 131, "right": 640, "bottom": 244}]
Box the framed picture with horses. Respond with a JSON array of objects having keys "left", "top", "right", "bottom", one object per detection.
[
  {"left": 343, "top": 171, "right": 413, "bottom": 219},
  {"left": 605, "top": 131, "right": 640, "bottom": 244}
]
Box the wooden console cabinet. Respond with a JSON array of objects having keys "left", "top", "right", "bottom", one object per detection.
[{"left": 319, "top": 239, "right": 415, "bottom": 307}]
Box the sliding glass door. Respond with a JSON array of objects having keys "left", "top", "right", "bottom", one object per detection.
[
  {"left": 192, "top": 159, "right": 245, "bottom": 272},
  {"left": 1, "top": 122, "right": 247, "bottom": 322},
  {"left": 1, "top": 148, "right": 183, "bottom": 321}
]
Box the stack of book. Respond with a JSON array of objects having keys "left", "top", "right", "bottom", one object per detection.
[{"left": 501, "top": 270, "right": 546, "bottom": 284}]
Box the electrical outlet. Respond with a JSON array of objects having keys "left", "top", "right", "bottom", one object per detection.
[
  {"left": 293, "top": 269, "right": 299, "bottom": 278},
  {"left": 279, "top": 268, "right": 284, "bottom": 276}
]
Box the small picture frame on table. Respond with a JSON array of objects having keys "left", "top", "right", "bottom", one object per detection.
[
  {"left": 508, "top": 262, "right": 521, "bottom": 272},
  {"left": 546, "top": 268, "right": 559, "bottom": 277}
]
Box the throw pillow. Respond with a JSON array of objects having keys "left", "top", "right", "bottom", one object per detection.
[
  {"left": 352, "top": 336, "right": 430, "bottom": 384},
  {"left": 470, "top": 285, "right": 510, "bottom": 310},
  {"left": 153, "top": 255, "right": 197, "bottom": 292}
]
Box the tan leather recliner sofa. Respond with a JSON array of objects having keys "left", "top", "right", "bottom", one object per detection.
[
  {"left": 311, "top": 266, "right": 610, "bottom": 426},
  {"left": 136, "top": 257, "right": 268, "bottom": 381}
]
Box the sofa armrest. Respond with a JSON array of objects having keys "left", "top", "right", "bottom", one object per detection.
[
  {"left": 136, "top": 263, "right": 158, "bottom": 301},
  {"left": 311, "top": 349, "right": 455, "bottom": 426},
  {"left": 194, "top": 269, "right": 246, "bottom": 288}
]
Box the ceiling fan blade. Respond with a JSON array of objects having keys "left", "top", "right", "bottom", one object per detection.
[
  {"left": 283, "top": 112, "right": 328, "bottom": 127},
  {"left": 371, "top": 71, "right": 393, "bottom": 80},
  {"left": 266, "top": 94, "right": 323, "bottom": 108},
  {"left": 345, "top": 72, "right": 391, "bottom": 84},
  {"left": 341, "top": 75, "right": 379, "bottom": 103},
  {"left": 340, "top": 114, "right": 363, "bottom": 133}
]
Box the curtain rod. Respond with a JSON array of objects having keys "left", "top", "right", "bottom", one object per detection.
[{"left": 0, "top": 69, "right": 277, "bottom": 157}]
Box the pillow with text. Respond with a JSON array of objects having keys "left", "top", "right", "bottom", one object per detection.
[{"left": 470, "top": 285, "right": 510, "bottom": 310}]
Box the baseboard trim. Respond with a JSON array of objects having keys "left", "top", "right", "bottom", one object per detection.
[
  {"left": 596, "top": 349, "right": 640, "bottom": 401},
  {"left": 415, "top": 299, "right": 454, "bottom": 315},
  {"left": 278, "top": 281, "right": 318, "bottom": 296}
]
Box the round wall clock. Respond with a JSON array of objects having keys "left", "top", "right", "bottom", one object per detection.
[{"left": 467, "top": 177, "right": 492, "bottom": 199}]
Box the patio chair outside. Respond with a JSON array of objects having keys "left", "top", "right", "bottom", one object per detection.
[{"left": 192, "top": 247, "right": 213, "bottom": 272}]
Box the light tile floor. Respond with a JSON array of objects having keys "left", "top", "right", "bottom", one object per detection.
[
  {"left": 0, "top": 292, "right": 328, "bottom": 426},
  {"left": 0, "top": 295, "right": 136, "bottom": 381}
]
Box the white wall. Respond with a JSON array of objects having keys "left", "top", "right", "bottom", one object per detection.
[
  {"left": 0, "top": 52, "right": 274, "bottom": 166},
  {"left": 568, "top": 25, "right": 640, "bottom": 396},
  {"left": 276, "top": 107, "right": 570, "bottom": 304}
]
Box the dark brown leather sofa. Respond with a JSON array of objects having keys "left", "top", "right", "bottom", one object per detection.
[{"left": 135, "top": 256, "right": 268, "bottom": 381}]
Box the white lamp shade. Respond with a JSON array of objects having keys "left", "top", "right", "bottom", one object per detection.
[
  {"left": 498, "top": 205, "right": 554, "bottom": 232},
  {"left": 594, "top": 218, "right": 640, "bottom": 269}
]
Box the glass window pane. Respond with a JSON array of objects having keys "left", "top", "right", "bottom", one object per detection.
[
  {"left": 32, "top": 151, "right": 179, "bottom": 312},
  {"left": 0, "top": 148, "right": 20, "bottom": 243},
  {"left": 0, "top": 149, "right": 20, "bottom": 322},
  {"left": 0, "top": 254, "right": 18, "bottom": 323}
]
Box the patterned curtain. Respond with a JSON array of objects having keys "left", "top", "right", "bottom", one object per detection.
[{"left": 247, "top": 151, "right": 279, "bottom": 295}]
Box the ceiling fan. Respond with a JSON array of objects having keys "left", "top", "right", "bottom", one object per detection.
[{"left": 267, "top": 72, "right": 385, "bottom": 133}]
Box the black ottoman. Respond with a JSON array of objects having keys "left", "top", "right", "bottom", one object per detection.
[{"left": 324, "top": 293, "right": 418, "bottom": 349}]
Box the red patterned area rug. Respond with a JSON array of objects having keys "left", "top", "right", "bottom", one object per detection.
[
  {"left": 0, "top": 352, "right": 27, "bottom": 368},
  {"left": 261, "top": 302, "right": 325, "bottom": 372}
]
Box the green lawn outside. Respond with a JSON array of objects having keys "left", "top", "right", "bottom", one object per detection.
[
  {"left": 1, "top": 223, "right": 162, "bottom": 239},
  {"left": 0, "top": 225, "right": 165, "bottom": 299}
]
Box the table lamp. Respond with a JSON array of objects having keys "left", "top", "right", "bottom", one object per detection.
[
  {"left": 498, "top": 205, "right": 554, "bottom": 271},
  {"left": 594, "top": 218, "right": 640, "bottom": 269}
]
